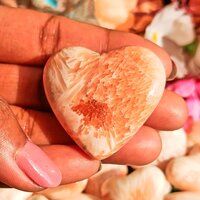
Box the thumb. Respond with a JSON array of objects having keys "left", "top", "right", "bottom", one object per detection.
[{"left": 0, "top": 98, "right": 61, "bottom": 191}]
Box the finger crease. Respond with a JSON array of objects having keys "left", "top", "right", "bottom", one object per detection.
[
  {"left": 13, "top": 108, "right": 35, "bottom": 140},
  {"left": 39, "top": 15, "right": 60, "bottom": 60},
  {"left": 25, "top": 110, "right": 37, "bottom": 140},
  {"left": 101, "top": 29, "right": 111, "bottom": 54}
]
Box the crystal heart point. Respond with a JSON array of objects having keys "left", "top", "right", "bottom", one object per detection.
[{"left": 43, "top": 46, "right": 166, "bottom": 159}]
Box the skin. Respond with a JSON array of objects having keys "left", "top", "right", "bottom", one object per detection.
[{"left": 0, "top": 6, "right": 188, "bottom": 191}]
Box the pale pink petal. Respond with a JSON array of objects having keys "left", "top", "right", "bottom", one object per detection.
[
  {"left": 169, "top": 79, "right": 196, "bottom": 98},
  {"left": 196, "top": 80, "right": 200, "bottom": 97},
  {"left": 186, "top": 95, "right": 200, "bottom": 121}
]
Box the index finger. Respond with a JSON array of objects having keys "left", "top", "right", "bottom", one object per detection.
[{"left": 0, "top": 6, "right": 172, "bottom": 77}]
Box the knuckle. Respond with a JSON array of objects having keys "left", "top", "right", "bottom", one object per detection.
[
  {"left": 0, "top": 97, "right": 12, "bottom": 124},
  {"left": 39, "top": 15, "right": 60, "bottom": 59},
  {"left": 13, "top": 107, "right": 35, "bottom": 138},
  {"left": 103, "top": 29, "right": 111, "bottom": 53}
]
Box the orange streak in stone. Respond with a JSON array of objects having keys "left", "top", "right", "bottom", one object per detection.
[{"left": 72, "top": 99, "right": 113, "bottom": 131}]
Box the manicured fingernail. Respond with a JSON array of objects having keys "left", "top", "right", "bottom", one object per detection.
[
  {"left": 16, "top": 141, "right": 62, "bottom": 188},
  {"left": 167, "top": 60, "right": 177, "bottom": 81}
]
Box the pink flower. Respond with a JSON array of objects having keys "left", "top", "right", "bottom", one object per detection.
[
  {"left": 167, "top": 78, "right": 200, "bottom": 131},
  {"left": 187, "top": 94, "right": 200, "bottom": 121},
  {"left": 167, "top": 79, "right": 196, "bottom": 98},
  {"left": 196, "top": 80, "right": 200, "bottom": 96}
]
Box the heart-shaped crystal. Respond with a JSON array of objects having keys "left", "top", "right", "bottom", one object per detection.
[{"left": 43, "top": 46, "right": 165, "bottom": 159}]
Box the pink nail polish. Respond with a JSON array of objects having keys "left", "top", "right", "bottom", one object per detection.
[{"left": 16, "top": 141, "right": 62, "bottom": 188}]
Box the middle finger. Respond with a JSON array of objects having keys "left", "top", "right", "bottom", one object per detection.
[
  {"left": 0, "top": 64, "right": 187, "bottom": 130},
  {"left": 11, "top": 105, "right": 162, "bottom": 166}
]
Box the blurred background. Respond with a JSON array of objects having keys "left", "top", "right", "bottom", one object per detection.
[{"left": 0, "top": 0, "right": 200, "bottom": 199}]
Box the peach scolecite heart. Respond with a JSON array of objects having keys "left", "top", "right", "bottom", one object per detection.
[{"left": 43, "top": 46, "right": 166, "bottom": 159}]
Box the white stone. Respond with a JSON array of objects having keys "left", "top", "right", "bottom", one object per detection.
[
  {"left": 101, "top": 166, "right": 171, "bottom": 200},
  {"left": 165, "top": 192, "right": 200, "bottom": 200},
  {"left": 166, "top": 153, "right": 200, "bottom": 191},
  {"left": 0, "top": 188, "right": 32, "bottom": 200}
]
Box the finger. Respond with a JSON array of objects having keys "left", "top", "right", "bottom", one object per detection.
[
  {"left": 145, "top": 90, "right": 188, "bottom": 130},
  {"left": 103, "top": 126, "right": 161, "bottom": 166},
  {"left": 41, "top": 145, "right": 100, "bottom": 184},
  {"left": 10, "top": 105, "right": 73, "bottom": 145},
  {"left": 10, "top": 99, "right": 186, "bottom": 151},
  {"left": 0, "top": 6, "right": 172, "bottom": 77},
  {"left": 0, "top": 146, "right": 100, "bottom": 187},
  {"left": 0, "top": 98, "right": 61, "bottom": 191},
  {"left": 10, "top": 106, "right": 161, "bottom": 165},
  {"left": 0, "top": 64, "right": 48, "bottom": 109},
  {"left": 1, "top": 64, "right": 187, "bottom": 130}
]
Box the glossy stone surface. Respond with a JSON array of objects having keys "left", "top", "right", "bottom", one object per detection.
[{"left": 43, "top": 46, "right": 165, "bottom": 159}]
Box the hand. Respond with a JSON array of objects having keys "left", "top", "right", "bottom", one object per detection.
[{"left": 0, "top": 6, "right": 188, "bottom": 191}]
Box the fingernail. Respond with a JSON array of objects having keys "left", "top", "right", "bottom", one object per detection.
[
  {"left": 16, "top": 141, "right": 62, "bottom": 188},
  {"left": 98, "top": 162, "right": 102, "bottom": 172},
  {"left": 167, "top": 60, "right": 177, "bottom": 81}
]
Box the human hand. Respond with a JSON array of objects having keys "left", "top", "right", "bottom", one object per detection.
[{"left": 0, "top": 6, "right": 188, "bottom": 192}]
